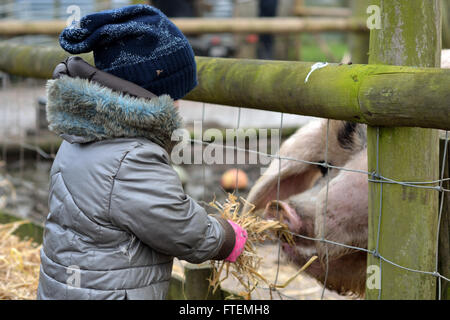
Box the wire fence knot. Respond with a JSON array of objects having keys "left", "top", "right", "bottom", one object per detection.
[
  {"left": 372, "top": 250, "right": 381, "bottom": 259},
  {"left": 370, "top": 171, "right": 381, "bottom": 180}
]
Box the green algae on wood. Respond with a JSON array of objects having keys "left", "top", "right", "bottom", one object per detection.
[
  {"left": 0, "top": 42, "right": 93, "bottom": 79},
  {"left": 187, "top": 56, "right": 450, "bottom": 130},
  {"left": 1, "top": 42, "right": 450, "bottom": 130}
]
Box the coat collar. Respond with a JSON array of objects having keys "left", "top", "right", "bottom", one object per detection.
[{"left": 46, "top": 76, "right": 182, "bottom": 152}]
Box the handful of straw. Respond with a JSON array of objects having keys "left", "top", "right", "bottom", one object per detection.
[
  {"left": 0, "top": 221, "right": 41, "bottom": 300},
  {"left": 208, "top": 194, "right": 298, "bottom": 299}
]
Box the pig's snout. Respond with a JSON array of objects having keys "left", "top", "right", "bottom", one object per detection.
[{"left": 264, "top": 200, "right": 302, "bottom": 233}]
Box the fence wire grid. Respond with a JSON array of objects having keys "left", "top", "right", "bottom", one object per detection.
[{"left": 192, "top": 102, "right": 450, "bottom": 300}]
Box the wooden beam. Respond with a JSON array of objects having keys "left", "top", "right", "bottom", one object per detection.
[
  {"left": 366, "top": 0, "right": 441, "bottom": 300},
  {"left": 0, "top": 17, "right": 368, "bottom": 36},
  {"left": 1, "top": 42, "right": 450, "bottom": 131},
  {"left": 294, "top": 6, "right": 351, "bottom": 17}
]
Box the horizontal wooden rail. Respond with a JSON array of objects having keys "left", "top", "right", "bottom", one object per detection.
[
  {"left": 294, "top": 6, "right": 352, "bottom": 17},
  {"left": 0, "top": 17, "right": 368, "bottom": 36},
  {"left": 1, "top": 42, "right": 450, "bottom": 130}
]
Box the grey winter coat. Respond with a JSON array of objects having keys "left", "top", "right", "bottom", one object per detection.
[{"left": 37, "top": 75, "right": 235, "bottom": 300}]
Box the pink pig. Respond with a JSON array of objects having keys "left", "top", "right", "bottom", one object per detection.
[
  {"left": 246, "top": 120, "right": 368, "bottom": 295},
  {"left": 245, "top": 52, "right": 450, "bottom": 296}
]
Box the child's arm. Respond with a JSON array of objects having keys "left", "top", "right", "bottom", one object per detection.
[{"left": 108, "top": 143, "right": 243, "bottom": 263}]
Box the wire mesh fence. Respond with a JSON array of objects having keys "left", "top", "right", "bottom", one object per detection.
[
  {"left": 191, "top": 106, "right": 450, "bottom": 300},
  {"left": 0, "top": 69, "right": 449, "bottom": 300}
]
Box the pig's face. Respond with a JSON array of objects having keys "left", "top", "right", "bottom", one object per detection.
[
  {"left": 246, "top": 120, "right": 368, "bottom": 296},
  {"left": 263, "top": 154, "right": 368, "bottom": 296},
  {"left": 245, "top": 120, "right": 366, "bottom": 213},
  {"left": 245, "top": 52, "right": 450, "bottom": 297},
  {"left": 264, "top": 196, "right": 323, "bottom": 281}
]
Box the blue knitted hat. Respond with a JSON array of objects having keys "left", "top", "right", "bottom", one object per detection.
[{"left": 59, "top": 4, "right": 197, "bottom": 100}]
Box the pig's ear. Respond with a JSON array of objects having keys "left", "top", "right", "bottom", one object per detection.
[
  {"left": 245, "top": 120, "right": 365, "bottom": 213},
  {"left": 245, "top": 120, "right": 327, "bottom": 212},
  {"left": 246, "top": 159, "right": 322, "bottom": 213}
]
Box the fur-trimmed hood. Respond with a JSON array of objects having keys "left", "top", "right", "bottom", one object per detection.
[{"left": 46, "top": 75, "right": 182, "bottom": 151}]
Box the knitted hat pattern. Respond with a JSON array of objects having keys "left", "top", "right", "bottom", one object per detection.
[{"left": 59, "top": 4, "right": 197, "bottom": 100}]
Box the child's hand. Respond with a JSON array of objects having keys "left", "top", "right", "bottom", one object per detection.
[{"left": 224, "top": 220, "right": 248, "bottom": 263}]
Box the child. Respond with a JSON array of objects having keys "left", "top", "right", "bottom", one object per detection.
[{"left": 37, "top": 4, "right": 247, "bottom": 300}]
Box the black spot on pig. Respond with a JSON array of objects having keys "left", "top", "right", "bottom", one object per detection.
[
  {"left": 337, "top": 122, "right": 358, "bottom": 150},
  {"left": 317, "top": 161, "right": 332, "bottom": 177}
]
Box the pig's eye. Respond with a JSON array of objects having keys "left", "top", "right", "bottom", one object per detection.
[{"left": 317, "top": 161, "right": 332, "bottom": 177}]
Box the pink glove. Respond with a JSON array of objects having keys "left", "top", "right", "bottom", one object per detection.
[{"left": 225, "top": 220, "right": 248, "bottom": 262}]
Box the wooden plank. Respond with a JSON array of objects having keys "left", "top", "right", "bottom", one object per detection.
[
  {"left": 183, "top": 262, "right": 222, "bottom": 300},
  {"left": 2, "top": 43, "right": 450, "bottom": 130},
  {"left": 167, "top": 274, "right": 186, "bottom": 300},
  {"left": 0, "top": 17, "right": 368, "bottom": 36}
]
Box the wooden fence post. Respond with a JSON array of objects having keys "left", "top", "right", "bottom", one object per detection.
[
  {"left": 439, "top": 138, "right": 450, "bottom": 299},
  {"left": 183, "top": 263, "right": 222, "bottom": 300},
  {"left": 366, "top": 0, "right": 441, "bottom": 299}
]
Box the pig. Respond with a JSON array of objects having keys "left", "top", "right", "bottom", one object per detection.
[
  {"left": 245, "top": 120, "right": 368, "bottom": 296},
  {"left": 245, "top": 52, "right": 450, "bottom": 296}
]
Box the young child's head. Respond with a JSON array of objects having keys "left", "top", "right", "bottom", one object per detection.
[{"left": 59, "top": 4, "right": 197, "bottom": 100}]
